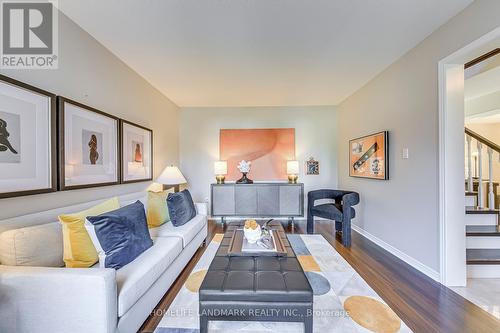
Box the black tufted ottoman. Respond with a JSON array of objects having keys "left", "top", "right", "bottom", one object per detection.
[{"left": 199, "top": 221, "right": 313, "bottom": 333}]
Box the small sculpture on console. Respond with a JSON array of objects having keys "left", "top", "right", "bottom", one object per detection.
[{"left": 236, "top": 160, "right": 253, "bottom": 184}]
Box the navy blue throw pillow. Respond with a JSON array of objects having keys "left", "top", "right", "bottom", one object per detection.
[
  {"left": 167, "top": 190, "right": 196, "bottom": 227},
  {"left": 86, "top": 200, "right": 153, "bottom": 269}
]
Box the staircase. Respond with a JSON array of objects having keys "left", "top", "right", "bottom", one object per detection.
[{"left": 465, "top": 128, "right": 500, "bottom": 278}]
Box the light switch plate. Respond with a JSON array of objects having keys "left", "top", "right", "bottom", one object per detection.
[{"left": 402, "top": 148, "right": 409, "bottom": 159}]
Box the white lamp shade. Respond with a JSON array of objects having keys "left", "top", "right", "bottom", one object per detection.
[
  {"left": 287, "top": 160, "right": 299, "bottom": 174},
  {"left": 156, "top": 165, "right": 187, "bottom": 185},
  {"left": 214, "top": 161, "right": 227, "bottom": 175}
]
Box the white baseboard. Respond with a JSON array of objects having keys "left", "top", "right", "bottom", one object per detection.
[{"left": 352, "top": 225, "right": 441, "bottom": 282}]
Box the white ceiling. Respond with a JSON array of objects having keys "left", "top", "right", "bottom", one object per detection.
[
  {"left": 58, "top": 0, "right": 472, "bottom": 107},
  {"left": 465, "top": 63, "right": 500, "bottom": 101},
  {"left": 466, "top": 111, "right": 500, "bottom": 124}
]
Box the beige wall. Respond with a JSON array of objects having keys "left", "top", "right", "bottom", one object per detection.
[
  {"left": 0, "top": 12, "right": 179, "bottom": 220},
  {"left": 337, "top": 0, "right": 500, "bottom": 272},
  {"left": 179, "top": 106, "right": 337, "bottom": 214}
]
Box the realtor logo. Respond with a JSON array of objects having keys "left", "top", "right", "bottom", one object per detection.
[{"left": 1, "top": 0, "right": 58, "bottom": 69}]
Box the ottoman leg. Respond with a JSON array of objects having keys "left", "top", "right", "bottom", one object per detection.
[{"left": 200, "top": 316, "right": 208, "bottom": 333}]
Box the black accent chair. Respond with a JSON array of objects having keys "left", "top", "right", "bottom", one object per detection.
[{"left": 307, "top": 190, "right": 360, "bottom": 246}]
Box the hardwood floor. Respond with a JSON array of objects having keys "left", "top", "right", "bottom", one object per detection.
[{"left": 139, "top": 219, "right": 500, "bottom": 333}]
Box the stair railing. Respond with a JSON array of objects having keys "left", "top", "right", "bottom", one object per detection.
[{"left": 465, "top": 127, "right": 500, "bottom": 209}]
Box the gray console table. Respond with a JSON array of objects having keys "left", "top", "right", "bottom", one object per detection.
[{"left": 210, "top": 183, "right": 304, "bottom": 227}]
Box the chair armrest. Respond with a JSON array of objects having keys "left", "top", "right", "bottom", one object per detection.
[
  {"left": 308, "top": 190, "right": 360, "bottom": 209},
  {"left": 195, "top": 202, "right": 208, "bottom": 216},
  {"left": 0, "top": 265, "right": 117, "bottom": 333},
  {"left": 342, "top": 192, "right": 360, "bottom": 208}
]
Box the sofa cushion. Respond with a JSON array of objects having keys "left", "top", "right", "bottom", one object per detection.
[
  {"left": 86, "top": 201, "right": 153, "bottom": 269},
  {"left": 146, "top": 190, "right": 171, "bottom": 228},
  {"left": 116, "top": 236, "right": 183, "bottom": 317},
  {"left": 58, "top": 197, "right": 120, "bottom": 268},
  {"left": 149, "top": 214, "right": 206, "bottom": 247},
  {"left": 167, "top": 190, "right": 196, "bottom": 227},
  {"left": 0, "top": 222, "right": 63, "bottom": 267}
]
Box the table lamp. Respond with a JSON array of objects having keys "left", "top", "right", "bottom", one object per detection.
[
  {"left": 156, "top": 165, "right": 187, "bottom": 192},
  {"left": 287, "top": 160, "right": 299, "bottom": 184},
  {"left": 214, "top": 161, "right": 227, "bottom": 184}
]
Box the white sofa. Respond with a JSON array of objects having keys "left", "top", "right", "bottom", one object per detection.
[{"left": 0, "top": 191, "right": 208, "bottom": 333}]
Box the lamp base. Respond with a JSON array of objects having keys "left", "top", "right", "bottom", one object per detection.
[
  {"left": 163, "top": 184, "right": 180, "bottom": 192},
  {"left": 236, "top": 172, "right": 253, "bottom": 184},
  {"left": 288, "top": 175, "right": 298, "bottom": 184},
  {"left": 216, "top": 175, "right": 225, "bottom": 184}
]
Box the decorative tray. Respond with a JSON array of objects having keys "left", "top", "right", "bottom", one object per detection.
[{"left": 227, "top": 229, "right": 287, "bottom": 257}]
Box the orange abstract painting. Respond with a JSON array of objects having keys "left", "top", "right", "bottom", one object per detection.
[
  {"left": 349, "top": 131, "right": 389, "bottom": 180},
  {"left": 220, "top": 128, "right": 295, "bottom": 181}
]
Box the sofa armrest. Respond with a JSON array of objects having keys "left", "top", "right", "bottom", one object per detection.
[
  {"left": 195, "top": 202, "right": 208, "bottom": 216},
  {"left": 0, "top": 265, "right": 117, "bottom": 333}
]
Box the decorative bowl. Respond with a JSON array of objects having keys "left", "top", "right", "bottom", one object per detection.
[{"left": 243, "top": 220, "right": 261, "bottom": 244}]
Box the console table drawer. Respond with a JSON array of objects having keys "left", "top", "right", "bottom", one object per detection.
[
  {"left": 212, "top": 186, "right": 235, "bottom": 215},
  {"left": 279, "top": 185, "right": 302, "bottom": 215},
  {"left": 235, "top": 186, "right": 257, "bottom": 215},
  {"left": 257, "top": 185, "right": 280, "bottom": 215}
]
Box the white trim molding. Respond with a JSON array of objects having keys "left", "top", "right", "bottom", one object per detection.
[
  {"left": 352, "top": 225, "right": 441, "bottom": 282},
  {"left": 438, "top": 26, "right": 500, "bottom": 287}
]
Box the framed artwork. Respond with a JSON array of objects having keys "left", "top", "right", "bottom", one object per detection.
[
  {"left": 306, "top": 157, "right": 319, "bottom": 175},
  {"left": 220, "top": 128, "right": 295, "bottom": 181},
  {"left": 58, "top": 97, "right": 120, "bottom": 190},
  {"left": 349, "top": 131, "right": 389, "bottom": 180},
  {"left": 120, "top": 120, "right": 153, "bottom": 183},
  {"left": 0, "top": 74, "right": 57, "bottom": 199}
]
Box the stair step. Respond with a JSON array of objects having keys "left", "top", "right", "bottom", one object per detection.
[
  {"left": 466, "top": 249, "right": 500, "bottom": 265},
  {"left": 465, "top": 213, "right": 498, "bottom": 226},
  {"left": 465, "top": 191, "right": 478, "bottom": 196},
  {"left": 467, "top": 265, "right": 500, "bottom": 278},
  {"left": 466, "top": 225, "right": 500, "bottom": 236},
  {"left": 465, "top": 207, "right": 500, "bottom": 215}
]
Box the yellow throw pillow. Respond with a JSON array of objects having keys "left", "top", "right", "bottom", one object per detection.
[
  {"left": 147, "top": 190, "right": 171, "bottom": 228},
  {"left": 58, "top": 197, "right": 120, "bottom": 268}
]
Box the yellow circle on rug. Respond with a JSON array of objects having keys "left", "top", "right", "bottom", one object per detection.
[
  {"left": 185, "top": 270, "right": 207, "bottom": 293},
  {"left": 297, "top": 255, "right": 321, "bottom": 272},
  {"left": 212, "top": 234, "right": 224, "bottom": 243},
  {"left": 344, "top": 296, "right": 401, "bottom": 333}
]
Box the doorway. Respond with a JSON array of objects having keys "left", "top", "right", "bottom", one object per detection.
[{"left": 439, "top": 28, "right": 500, "bottom": 288}]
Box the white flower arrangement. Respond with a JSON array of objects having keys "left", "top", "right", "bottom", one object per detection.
[{"left": 237, "top": 160, "right": 251, "bottom": 173}]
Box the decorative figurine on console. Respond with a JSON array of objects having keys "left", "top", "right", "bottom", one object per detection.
[{"left": 236, "top": 160, "right": 253, "bottom": 184}]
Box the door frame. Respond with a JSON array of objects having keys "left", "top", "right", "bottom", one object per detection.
[{"left": 438, "top": 27, "right": 500, "bottom": 286}]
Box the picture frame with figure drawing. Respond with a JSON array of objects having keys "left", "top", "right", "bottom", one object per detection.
[
  {"left": 120, "top": 119, "right": 153, "bottom": 183},
  {"left": 58, "top": 97, "right": 120, "bottom": 190},
  {"left": 0, "top": 74, "right": 57, "bottom": 199}
]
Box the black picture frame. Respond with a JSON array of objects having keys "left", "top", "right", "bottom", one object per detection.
[
  {"left": 0, "top": 74, "right": 57, "bottom": 199},
  {"left": 349, "top": 130, "right": 389, "bottom": 180},
  {"left": 58, "top": 96, "right": 121, "bottom": 190},
  {"left": 119, "top": 119, "right": 153, "bottom": 184}
]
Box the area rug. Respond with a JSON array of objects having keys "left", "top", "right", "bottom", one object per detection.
[{"left": 154, "top": 234, "right": 413, "bottom": 333}]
